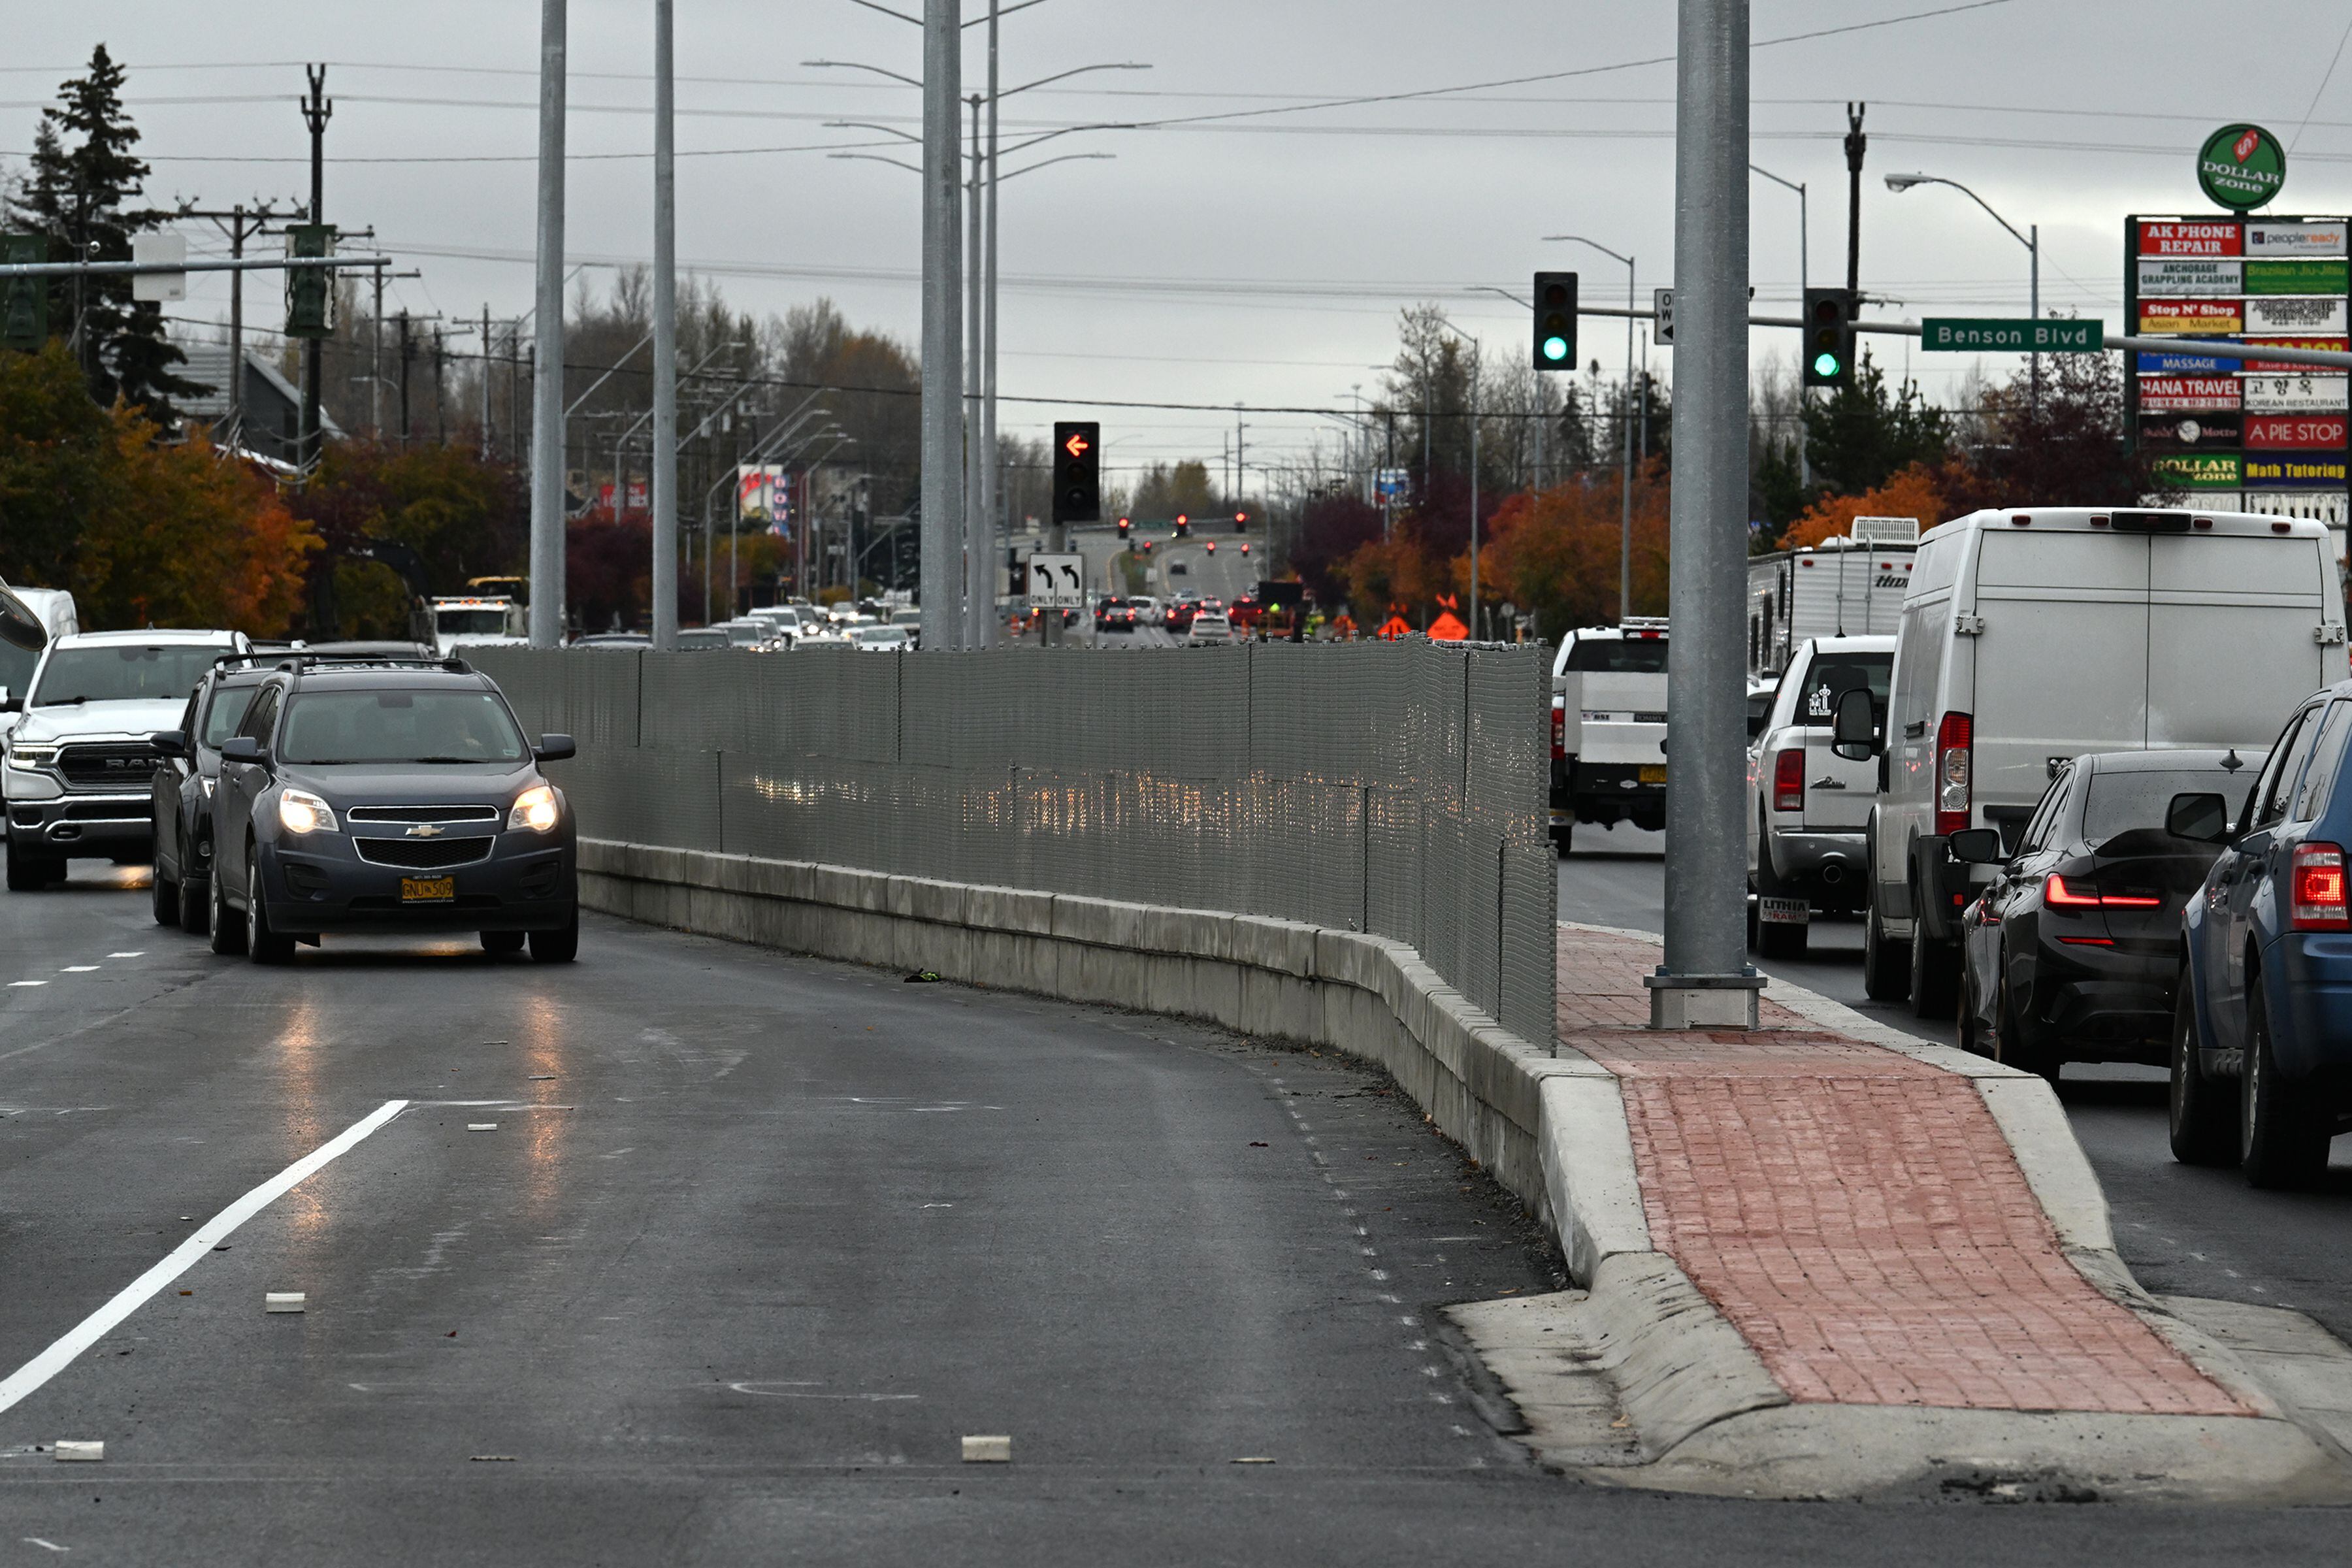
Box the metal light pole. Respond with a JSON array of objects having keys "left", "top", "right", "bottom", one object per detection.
[
  {"left": 920, "top": 0, "right": 965, "bottom": 650},
  {"left": 1750, "top": 163, "right": 1810, "bottom": 489},
  {"left": 529, "top": 0, "right": 568, "bottom": 647},
  {"left": 1654, "top": 0, "right": 1759, "bottom": 1028},
  {"left": 1545, "top": 235, "right": 1635, "bottom": 620},
  {"left": 981, "top": 0, "right": 1001, "bottom": 651},
  {"left": 964, "top": 91, "right": 990, "bottom": 647},
  {"left": 650, "top": 0, "right": 678, "bottom": 649},
  {"left": 1885, "top": 172, "right": 2038, "bottom": 414}
]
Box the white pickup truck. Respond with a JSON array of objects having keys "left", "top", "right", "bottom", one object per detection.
[
  {"left": 1550, "top": 619, "right": 1669, "bottom": 853},
  {"left": 1744, "top": 634, "right": 1893, "bottom": 956}
]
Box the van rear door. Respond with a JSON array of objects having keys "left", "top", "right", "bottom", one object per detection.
[
  {"left": 1968, "top": 529, "right": 2150, "bottom": 810},
  {"left": 2148, "top": 531, "right": 2333, "bottom": 747}
]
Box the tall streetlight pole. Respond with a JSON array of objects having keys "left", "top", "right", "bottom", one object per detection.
[
  {"left": 920, "top": 0, "right": 965, "bottom": 650},
  {"left": 1655, "top": 0, "right": 1757, "bottom": 1028},
  {"left": 965, "top": 90, "right": 988, "bottom": 647},
  {"left": 650, "top": 0, "right": 678, "bottom": 649},
  {"left": 1545, "top": 235, "right": 1635, "bottom": 621},
  {"left": 1885, "top": 172, "right": 2038, "bottom": 414},
  {"left": 1750, "top": 162, "right": 1810, "bottom": 489},
  {"left": 529, "top": 0, "right": 568, "bottom": 647},
  {"left": 1427, "top": 320, "right": 1483, "bottom": 636}
]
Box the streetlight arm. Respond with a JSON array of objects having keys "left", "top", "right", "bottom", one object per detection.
[
  {"left": 1888, "top": 174, "right": 2031, "bottom": 253},
  {"left": 830, "top": 152, "right": 924, "bottom": 176},
  {"left": 1748, "top": 163, "right": 1803, "bottom": 197},
  {"left": 997, "top": 151, "right": 1114, "bottom": 182},
  {"left": 802, "top": 58, "right": 924, "bottom": 90},
  {"left": 998, "top": 61, "right": 1151, "bottom": 99},
  {"left": 1544, "top": 233, "right": 1633, "bottom": 271},
  {"left": 824, "top": 119, "right": 924, "bottom": 145},
  {"left": 1470, "top": 283, "right": 1530, "bottom": 310},
  {"left": 994, "top": 120, "right": 1145, "bottom": 158}
]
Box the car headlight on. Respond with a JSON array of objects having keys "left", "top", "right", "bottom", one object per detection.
[
  {"left": 508, "top": 783, "right": 559, "bottom": 833},
  {"left": 6, "top": 742, "right": 57, "bottom": 771},
  {"left": 276, "top": 789, "right": 338, "bottom": 835}
]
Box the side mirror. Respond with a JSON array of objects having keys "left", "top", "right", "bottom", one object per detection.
[
  {"left": 2167, "top": 791, "right": 2232, "bottom": 844},
  {"left": 150, "top": 730, "right": 187, "bottom": 759},
  {"left": 220, "top": 736, "right": 266, "bottom": 765},
  {"left": 1830, "top": 687, "right": 1878, "bottom": 760},
  {"left": 535, "top": 733, "right": 577, "bottom": 762},
  {"left": 1946, "top": 826, "right": 2004, "bottom": 864}
]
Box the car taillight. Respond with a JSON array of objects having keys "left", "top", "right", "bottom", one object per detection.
[
  {"left": 1935, "top": 710, "right": 1972, "bottom": 837},
  {"left": 2045, "top": 874, "right": 2102, "bottom": 908},
  {"left": 1550, "top": 698, "right": 1565, "bottom": 760},
  {"left": 2291, "top": 841, "right": 2351, "bottom": 930},
  {"left": 1772, "top": 747, "right": 1804, "bottom": 812}
]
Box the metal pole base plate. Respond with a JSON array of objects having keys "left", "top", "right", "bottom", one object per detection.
[{"left": 1641, "top": 970, "right": 1767, "bottom": 1030}]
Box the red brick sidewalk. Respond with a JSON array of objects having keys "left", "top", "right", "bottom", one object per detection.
[{"left": 1558, "top": 926, "right": 2247, "bottom": 1416}]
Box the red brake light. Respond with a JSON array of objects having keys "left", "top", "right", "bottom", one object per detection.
[
  {"left": 1935, "top": 711, "right": 1972, "bottom": 838},
  {"left": 1550, "top": 698, "right": 1565, "bottom": 760},
  {"left": 1772, "top": 747, "right": 1805, "bottom": 812},
  {"left": 2045, "top": 874, "right": 2102, "bottom": 908},
  {"left": 2292, "top": 841, "right": 2350, "bottom": 930}
]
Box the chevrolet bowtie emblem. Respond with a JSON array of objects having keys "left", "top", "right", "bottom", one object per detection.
[{"left": 406, "top": 823, "right": 445, "bottom": 838}]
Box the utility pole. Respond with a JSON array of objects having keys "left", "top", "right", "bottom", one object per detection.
[
  {"left": 480, "top": 302, "right": 493, "bottom": 460},
  {"left": 921, "top": 0, "right": 965, "bottom": 651},
  {"left": 298, "top": 65, "right": 331, "bottom": 478},
  {"left": 1656, "top": 0, "right": 1762, "bottom": 1030},
  {"left": 397, "top": 311, "right": 412, "bottom": 446},
  {"left": 651, "top": 0, "right": 679, "bottom": 649},
  {"left": 981, "top": 0, "right": 1002, "bottom": 650},
  {"left": 530, "top": 0, "right": 568, "bottom": 647},
  {"left": 964, "top": 92, "right": 988, "bottom": 647},
  {"left": 1844, "top": 101, "right": 1867, "bottom": 299},
  {"left": 176, "top": 201, "right": 299, "bottom": 441}
]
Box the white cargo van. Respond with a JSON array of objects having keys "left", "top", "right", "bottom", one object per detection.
[
  {"left": 1838, "top": 507, "right": 2346, "bottom": 1011},
  {"left": 1550, "top": 619, "right": 1668, "bottom": 852}
]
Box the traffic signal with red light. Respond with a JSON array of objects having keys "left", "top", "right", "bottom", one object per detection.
[
  {"left": 1052, "top": 421, "right": 1101, "bottom": 525},
  {"left": 1533, "top": 271, "right": 1576, "bottom": 369},
  {"left": 1241, "top": 542, "right": 1251, "bottom": 555},
  {"left": 1173, "top": 512, "right": 1190, "bottom": 538},
  {"left": 1233, "top": 510, "right": 1248, "bottom": 533},
  {"left": 1117, "top": 515, "right": 1130, "bottom": 536},
  {"left": 1802, "top": 287, "right": 1855, "bottom": 388},
  {"left": 1206, "top": 540, "right": 1217, "bottom": 554}
]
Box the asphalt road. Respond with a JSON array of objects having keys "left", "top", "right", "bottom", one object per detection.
[
  {"left": 7, "top": 865, "right": 2352, "bottom": 1559},
  {"left": 1558, "top": 828, "right": 2352, "bottom": 1350}
]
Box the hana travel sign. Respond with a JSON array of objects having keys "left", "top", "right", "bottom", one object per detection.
[
  {"left": 2199, "top": 123, "right": 2286, "bottom": 212},
  {"left": 1921, "top": 318, "right": 2102, "bottom": 352}
]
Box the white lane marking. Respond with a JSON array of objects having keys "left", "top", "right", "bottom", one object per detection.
[
  {"left": 59, "top": 967, "right": 99, "bottom": 974},
  {"left": 107, "top": 952, "right": 143, "bottom": 958},
  {"left": 727, "top": 1381, "right": 918, "bottom": 1401},
  {"left": 22, "top": 1538, "right": 67, "bottom": 1552},
  {"left": 8, "top": 981, "right": 46, "bottom": 988},
  {"left": 0, "top": 1099, "right": 408, "bottom": 1418}
]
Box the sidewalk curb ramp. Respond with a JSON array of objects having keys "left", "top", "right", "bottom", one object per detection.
[{"left": 580, "top": 845, "right": 2352, "bottom": 1501}]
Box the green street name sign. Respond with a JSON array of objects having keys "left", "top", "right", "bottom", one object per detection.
[{"left": 1921, "top": 318, "right": 2104, "bottom": 353}]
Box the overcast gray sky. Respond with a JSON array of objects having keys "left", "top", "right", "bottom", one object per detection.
[{"left": 10, "top": 1, "right": 2352, "bottom": 480}]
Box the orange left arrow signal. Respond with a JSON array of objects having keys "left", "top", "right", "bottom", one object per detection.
[{"left": 1063, "top": 431, "right": 1091, "bottom": 459}]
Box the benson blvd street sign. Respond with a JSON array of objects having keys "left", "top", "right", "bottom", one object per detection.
[{"left": 1921, "top": 318, "right": 2102, "bottom": 352}]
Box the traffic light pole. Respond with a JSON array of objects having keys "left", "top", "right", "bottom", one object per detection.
[
  {"left": 1653, "top": 0, "right": 1763, "bottom": 1030},
  {"left": 529, "top": 0, "right": 569, "bottom": 648},
  {"left": 650, "top": 0, "right": 679, "bottom": 651}
]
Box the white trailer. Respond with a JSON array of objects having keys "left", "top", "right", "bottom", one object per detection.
[{"left": 1748, "top": 522, "right": 1918, "bottom": 679}]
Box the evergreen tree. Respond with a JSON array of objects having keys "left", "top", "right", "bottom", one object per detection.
[
  {"left": 5, "top": 46, "right": 201, "bottom": 421},
  {"left": 1802, "top": 351, "right": 1949, "bottom": 497}
]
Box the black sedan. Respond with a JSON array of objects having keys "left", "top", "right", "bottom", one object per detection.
[
  {"left": 205, "top": 656, "right": 579, "bottom": 964},
  {"left": 149, "top": 656, "right": 274, "bottom": 932},
  {"left": 1956, "top": 747, "right": 2253, "bottom": 1078}
]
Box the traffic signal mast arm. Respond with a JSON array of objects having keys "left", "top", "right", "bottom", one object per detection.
[{"left": 0, "top": 254, "right": 389, "bottom": 279}]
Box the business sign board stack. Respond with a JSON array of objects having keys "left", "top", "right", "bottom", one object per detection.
[{"left": 2127, "top": 214, "right": 2351, "bottom": 521}]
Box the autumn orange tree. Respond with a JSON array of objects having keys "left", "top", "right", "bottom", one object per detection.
[{"left": 1474, "top": 465, "right": 1671, "bottom": 640}]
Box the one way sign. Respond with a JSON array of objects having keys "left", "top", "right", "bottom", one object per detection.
[{"left": 1026, "top": 553, "right": 1085, "bottom": 608}]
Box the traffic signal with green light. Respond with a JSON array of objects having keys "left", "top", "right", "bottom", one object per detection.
[
  {"left": 285, "top": 223, "right": 338, "bottom": 338},
  {"left": 1533, "top": 271, "right": 1576, "bottom": 370},
  {"left": 1051, "top": 420, "right": 1100, "bottom": 525},
  {"left": 1, "top": 235, "right": 47, "bottom": 352},
  {"left": 1802, "top": 287, "right": 1855, "bottom": 388}
]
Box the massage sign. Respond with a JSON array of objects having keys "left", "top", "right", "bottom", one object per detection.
[{"left": 2127, "top": 137, "right": 2349, "bottom": 510}]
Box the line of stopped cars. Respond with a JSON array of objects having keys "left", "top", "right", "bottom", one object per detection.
[
  {"left": 3, "top": 629, "right": 580, "bottom": 964},
  {"left": 1765, "top": 505, "right": 2352, "bottom": 1188}
]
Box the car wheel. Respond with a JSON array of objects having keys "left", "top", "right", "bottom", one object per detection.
[
  {"left": 1957, "top": 948, "right": 1988, "bottom": 1056},
  {"left": 180, "top": 873, "right": 208, "bottom": 936},
  {"left": 1909, "top": 920, "right": 1959, "bottom": 1020},
  {"left": 2241, "top": 977, "right": 2330, "bottom": 1189},
  {"left": 1863, "top": 898, "right": 1909, "bottom": 1002},
  {"left": 529, "top": 913, "right": 579, "bottom": 964},
  {"left": 481, "top": 930, "right": 527, "bottom": 955},
  {"left": 1991, "top": 973, "right": 2059, "bottom": 1082},
  {"left": 1553, "top": 823, "right": 1573, "bottom": 858},
  {"left": 151, "top": 867, "right": 178, "bottom": 926},
  {"left": 2169, "top": 974, "right": 2238, "bottom": 1167},
  {"left": 246, "top": 857, "right": 294, "bottom": 964},
  {"left": 208, "top": 863, "right": 247, "bottom": 956}
]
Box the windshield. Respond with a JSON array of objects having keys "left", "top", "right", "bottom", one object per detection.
[
  {"left": 2083, "top": 764, "right": 2247, "bottom": 846},
  {"left": 31, "top": 644, "right": 221, "bottom": 706},
  {"left": 280, "top": 689, "right": 529, "bottom": 765},
  {"left": 436, "top": 608, "right": 510, "bottom": 636},
  {"left": 1562, "top": 636, "right": 1669, "bottom": 674},
  {"left": 1794, "top": 652, "right": 1893, "bottom": 724},
  {"left": 201, "top": 685, "right": 261, "bottom": 747}
]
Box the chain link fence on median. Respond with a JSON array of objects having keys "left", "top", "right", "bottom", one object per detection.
[{"left": 475, "top": 641, "right": 1556, "bottom": 1044}]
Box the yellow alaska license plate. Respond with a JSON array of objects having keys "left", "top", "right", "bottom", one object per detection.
[
  {"left": 1638, "top": 764, "right": 1667, "bottom": 784},
  {"left": 400, "top": 875, "right": 455, "bottom": 903}
]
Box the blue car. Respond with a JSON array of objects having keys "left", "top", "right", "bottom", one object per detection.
[{"left": 2174, "top": 681, "right": 2352, "bottom": 1186}]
